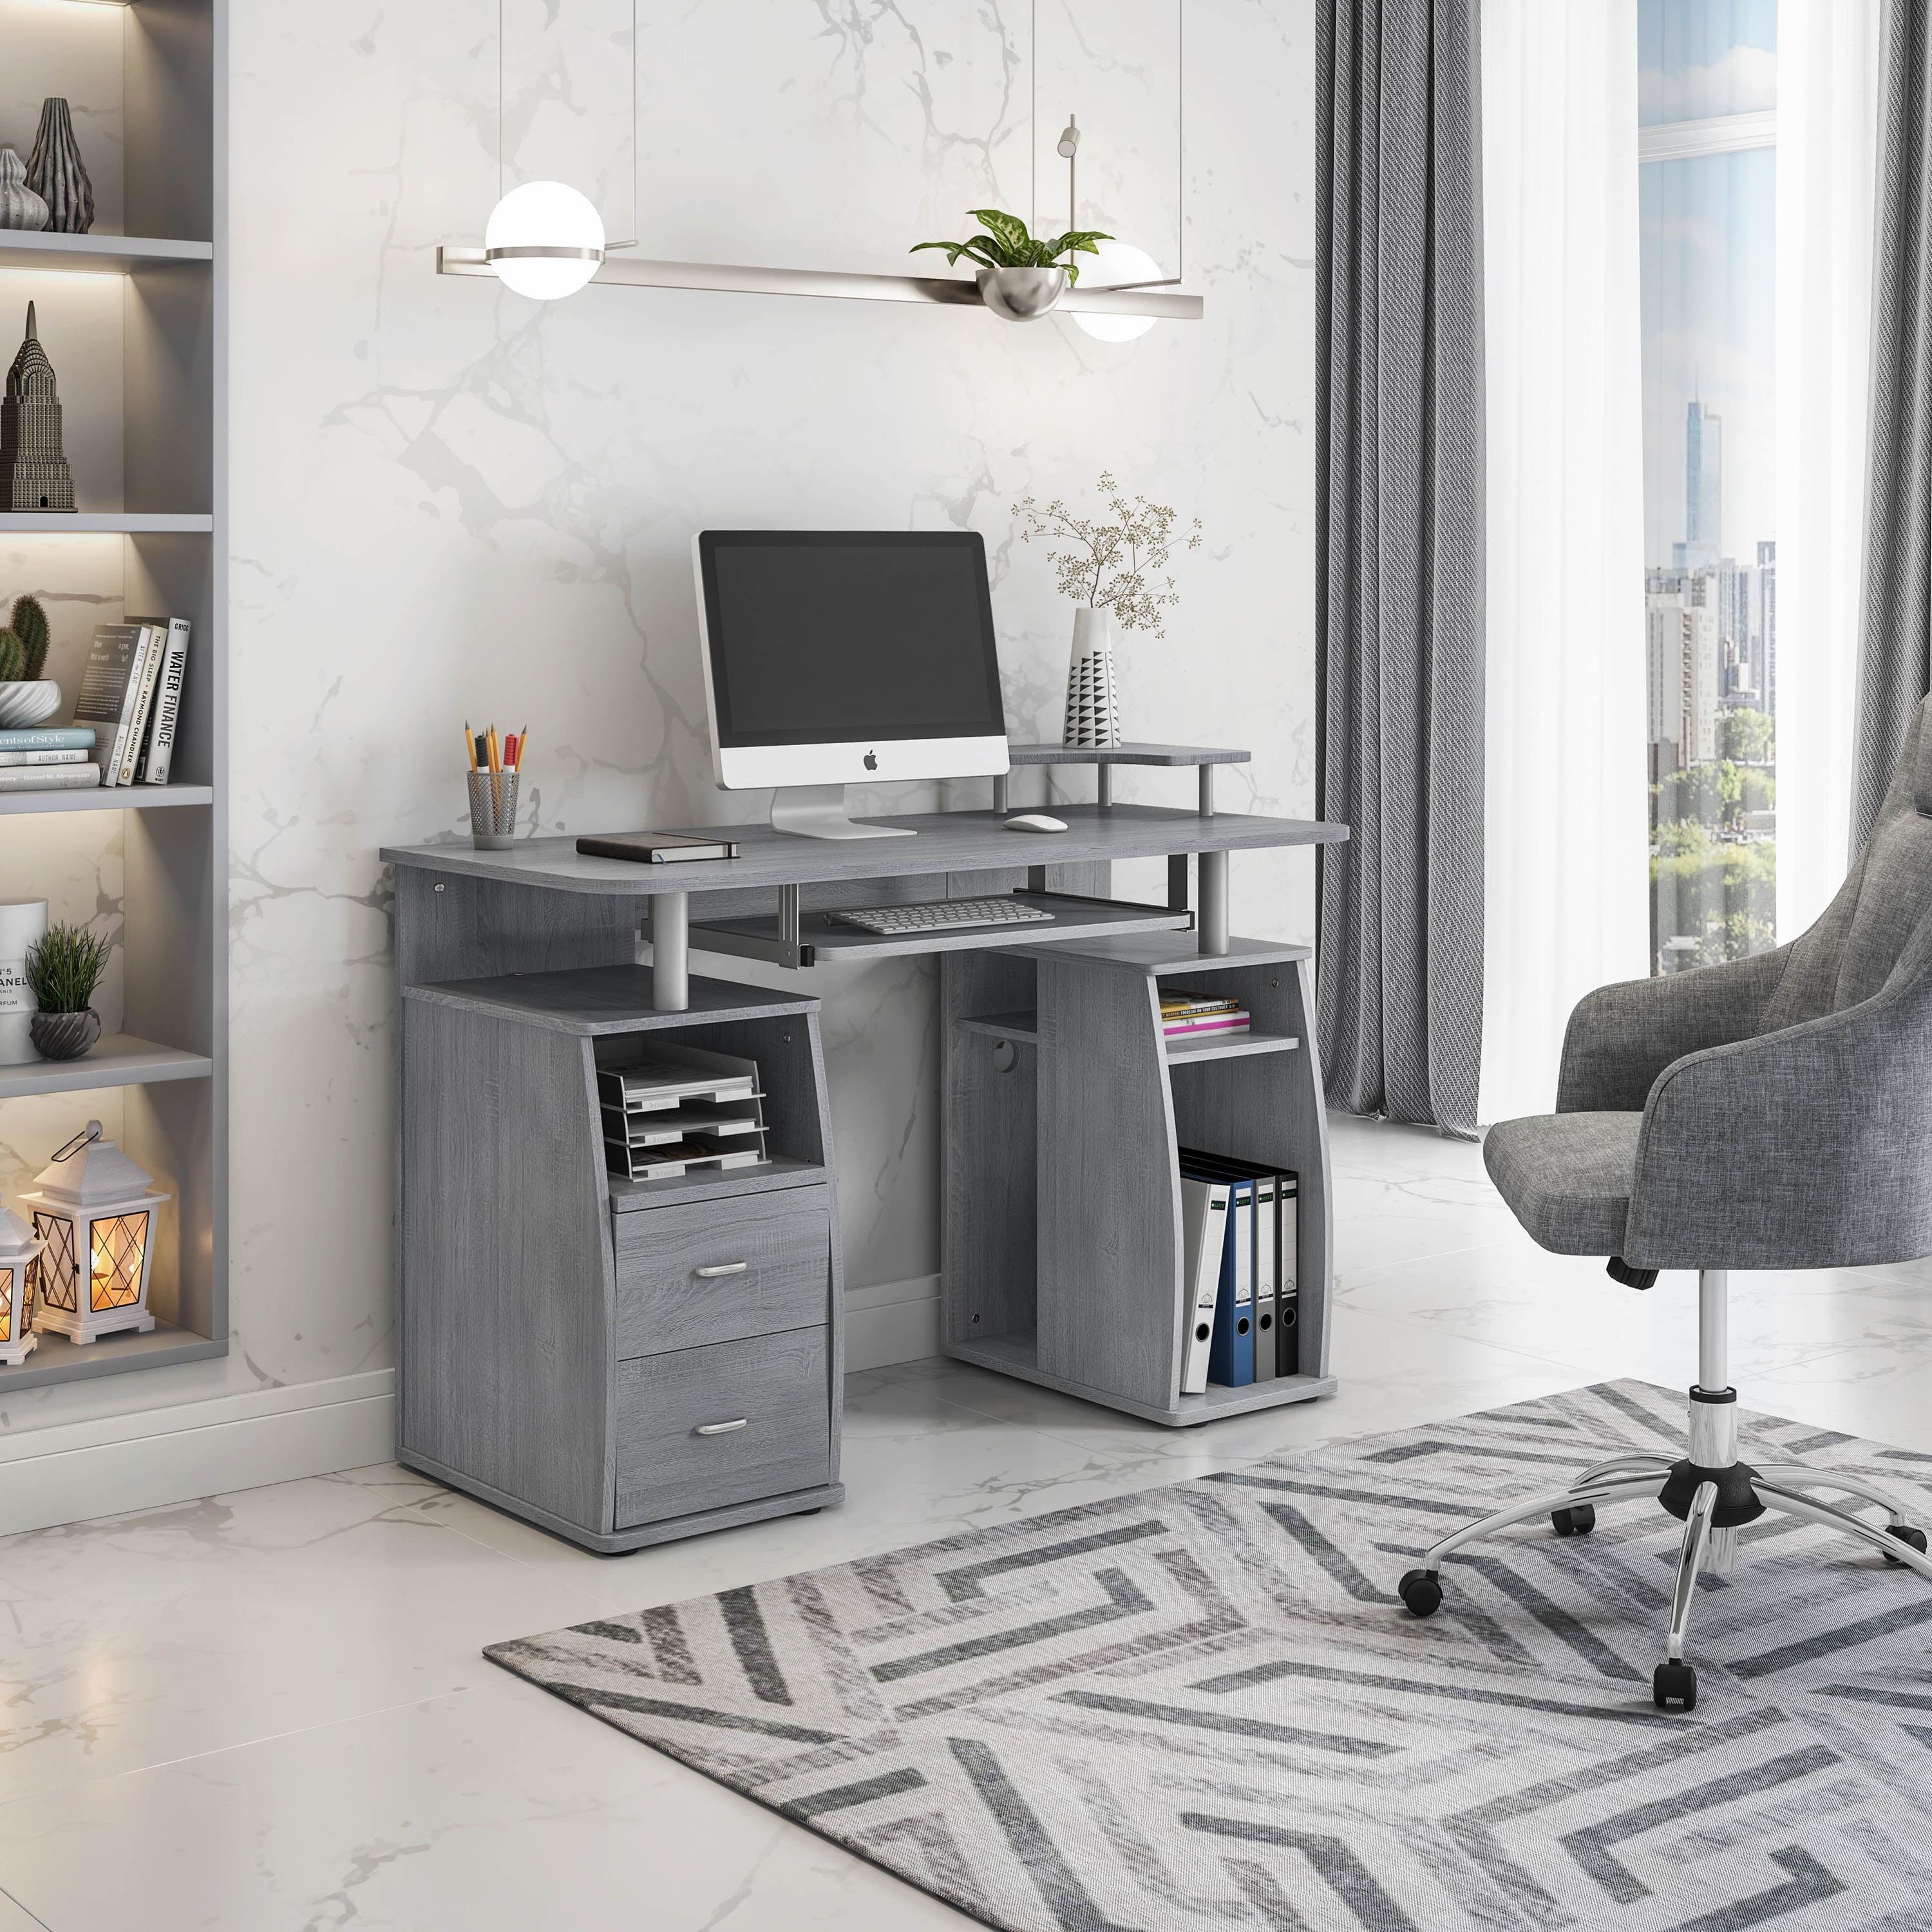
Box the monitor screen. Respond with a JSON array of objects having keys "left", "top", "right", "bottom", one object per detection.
[{"left": 697, "top": 531, "right": 1007, "bottom": 747}]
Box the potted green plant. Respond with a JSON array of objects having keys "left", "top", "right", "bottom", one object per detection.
[
  {"left": 911, "top": 210, "right": 1110, "bottom": 321},
  {"left": 0, "top": 594, "right": 60, "bottom": 727},
  {"left": 24, "top": 920, "right": 110, "bottom": 1060}
]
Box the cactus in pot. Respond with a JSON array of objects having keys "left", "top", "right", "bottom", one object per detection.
[
  {"left": 0, "top": 594, "right": 59, "bottom": 727},
  {"left": 11, "top": 595, "right": 49, "bottom": 680}
]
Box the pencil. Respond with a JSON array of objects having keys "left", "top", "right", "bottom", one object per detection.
[
  {"left": 487, "top": 726, "right": 502, "bottom": 775},
  {"left": 463, "top": 723, "right": 477, "bottom": 773},
  {"left": 516, "top": 724, "right": 530, "bottom": 770}
]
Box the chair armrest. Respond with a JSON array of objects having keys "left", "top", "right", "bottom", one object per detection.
[
  {"left": 1624, "top": 980, "right": 1932, "bottom": 1270},
  {"left": 1555, "top": 945, "right": 1794, "bottom": 1114}
]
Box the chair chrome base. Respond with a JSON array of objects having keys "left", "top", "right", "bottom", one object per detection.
[{"left": 1394, "top": 1274, "right": 1932, "bottom": 1711}]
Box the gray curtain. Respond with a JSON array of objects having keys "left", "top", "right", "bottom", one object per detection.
[
  {"left": 1853, "top": 0, "right": 1932, "bottom": 852},
  {"left": 1314, "top": 0, "right": 1486, "bottom": 1138}
]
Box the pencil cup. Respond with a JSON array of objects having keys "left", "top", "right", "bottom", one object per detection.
[{"left": 468, "top": 771, "right": 518, "bottom": 850}]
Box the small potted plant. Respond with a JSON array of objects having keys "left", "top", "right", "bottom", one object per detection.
[
  {"left": 911, "top": 210, "right": 1110, "bottom": 321},
  {"left": 0, "top": 594, "right": 60, "bottom": 727},
  {"left": 1012, "top": 473, "right": 1204, "bottom": 746},
  {"left": 24, "top": 920, "right": 110, "bottom": 1061}
]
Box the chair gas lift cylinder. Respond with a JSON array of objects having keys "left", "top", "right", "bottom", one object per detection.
[
  {"left": 0, "top": 1206, "right": 42, "bottom": 1366},
  {"left": 19, "top": 1121, "right": 169, "bottom": 1347}
]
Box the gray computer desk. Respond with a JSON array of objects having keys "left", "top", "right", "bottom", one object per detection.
[{"left": 381, "top": 786, "right": 1349, "bottom": 1553}]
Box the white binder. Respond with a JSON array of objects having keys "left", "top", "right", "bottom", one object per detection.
[{"left": 1179, "top": 1177, "right": 1231, "bottom": 1395}]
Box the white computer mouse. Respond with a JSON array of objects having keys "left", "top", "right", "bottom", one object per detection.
[{"left": 1003, "top": 812, "right": 1068, "bottom": 833}]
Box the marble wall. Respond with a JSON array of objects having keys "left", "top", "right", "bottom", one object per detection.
[{"left": 3, "top": 0, "right": 1314, "bottom": 1438}]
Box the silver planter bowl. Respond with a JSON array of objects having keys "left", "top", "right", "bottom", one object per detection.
[
  {"left": 976, "top": 266, "right": 1068, "bottom": 322},
  {"left": 0, "top": 680, "right": 61, "bottom": 728},
  {"left": 30, "top": 1008, "right": 100, "bottom": 1061}
]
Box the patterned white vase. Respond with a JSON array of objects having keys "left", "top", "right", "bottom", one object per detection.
[
  {"left": 0, "top": 149, "right": 48, "bottom": 232},
  {"left": 0, "top": 681, "right": 60, "bottom": 728},
  {"left": 1061, "top": 607, "right": 1122, "bottom": 748}
]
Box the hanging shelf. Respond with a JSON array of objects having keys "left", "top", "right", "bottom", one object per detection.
[{"left": 434, "top": 247, "right": 1204, "bottom": 321}]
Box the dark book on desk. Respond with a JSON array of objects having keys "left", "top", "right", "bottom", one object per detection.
[{"left": 576, "top": 831, "right": 741, "bottom": 864}]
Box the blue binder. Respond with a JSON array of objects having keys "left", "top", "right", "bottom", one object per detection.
[{"left": 1202, "top": 1175, "right": 1256, "bottom": 1387}]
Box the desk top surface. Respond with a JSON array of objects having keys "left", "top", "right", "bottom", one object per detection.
[{"left": 383, "top": 803, "right": 1348, "bottom": 896}]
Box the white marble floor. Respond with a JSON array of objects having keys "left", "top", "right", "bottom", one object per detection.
[{"left": 1, "top": 1114, "right": 1929, "bottom": 1930}]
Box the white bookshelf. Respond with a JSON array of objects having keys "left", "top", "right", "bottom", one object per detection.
[{"left": 0, "top": 0, "right": 224, "bottom": 1391}]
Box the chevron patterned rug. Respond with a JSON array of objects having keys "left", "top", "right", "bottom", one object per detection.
[{"left": 487, "top": 1381, "right": 1932, "bottom": 1930}]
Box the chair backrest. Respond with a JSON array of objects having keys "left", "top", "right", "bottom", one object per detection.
[{"left": 1759, "top": 694, "right": 1932, "bottom": 1032}]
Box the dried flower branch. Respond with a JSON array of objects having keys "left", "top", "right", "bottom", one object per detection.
[{"left": 1011, "top": 471, "right": 1204, "bottom": 636}]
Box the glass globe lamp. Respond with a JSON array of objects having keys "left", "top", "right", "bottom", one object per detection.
[
  {"left": 484, "top": 182, "right": 606, "bottom": 301},
  {"left": 1072, "top": 240, "right": 1164, "bottom": 343}
]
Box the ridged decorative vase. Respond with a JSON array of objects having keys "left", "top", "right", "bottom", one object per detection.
[
  {"left": 0, "top": 681, "right": 61, "bottom": 728},
  {"left": 1061, "top": 606, "right": 1122, "bottom": 748},
  {"left": 29, "top": 1008, "right": 100, "bottom": 1062},
  {"left": 26, "top": 100, "right": 92, "bottom": 236},
  {"left": 0, "top": 149, "right": 48, "bottom": 232}
]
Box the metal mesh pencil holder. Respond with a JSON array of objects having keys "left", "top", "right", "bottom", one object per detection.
[{"left": 468, "top": 770, "right": 519, "bottom": 850}]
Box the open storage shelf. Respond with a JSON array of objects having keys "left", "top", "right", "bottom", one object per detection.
[
  {"left": 0, "top": 784, "right": 213, "bottom": 817},
  {"left": 0, "top": 0, "right": 225, "bottom": 1391},
  {"left": 940, "top": 933, "right": 1332, "bottom": 1427},
  {"left": 0, "top": 1034, "right": 211, "bottom": 1101}
]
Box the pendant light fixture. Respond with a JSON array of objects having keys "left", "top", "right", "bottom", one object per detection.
[
  {"left": 446, "top": 1, "right": 1198, "bottom": 327},
  {"left": 483, "top": 0, "right": 637, "bottom": 301}
]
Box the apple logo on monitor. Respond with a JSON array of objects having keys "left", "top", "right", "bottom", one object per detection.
[{"left": 864, "top": 750, "right": 878, "bottom": 771}]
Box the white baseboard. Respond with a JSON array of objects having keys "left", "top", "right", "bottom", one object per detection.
[
  {"left": 0, "top": 1371, "right": 397, "bottom": 1537},
  {"left": 845, "top": 1274, "right": 940, "bottom": 1372}
]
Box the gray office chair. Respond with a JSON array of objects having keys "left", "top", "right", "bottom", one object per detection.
[{"left": 1396, "top": 694, "right": 1932, "bottom": 1711}]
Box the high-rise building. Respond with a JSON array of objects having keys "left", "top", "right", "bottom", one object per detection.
[
  {"left": 1687, "top": 397, "right": 1721, "bottom": 553},
  {"left": 1756, "top": 538, "right": 1776, "bottom": 718},
  {"left": 1647, "top": 587, "right": 1720, "bottom": 776}
]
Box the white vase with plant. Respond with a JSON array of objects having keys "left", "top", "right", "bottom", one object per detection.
[{"left": 1012, "top": 473, "right": 1203, "bottom": 748}]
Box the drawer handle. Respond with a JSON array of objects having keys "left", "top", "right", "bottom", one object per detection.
[
  {"left": 696, "top": 1417, "right": 750, "bottom": 1436},
  {"left": 694, "top": 1262, "right": 749, "bottom": 1278}
]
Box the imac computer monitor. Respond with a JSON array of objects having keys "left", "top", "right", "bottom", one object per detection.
[{"left": 693, "top": 530, "right": 1010, "bottom": 839}]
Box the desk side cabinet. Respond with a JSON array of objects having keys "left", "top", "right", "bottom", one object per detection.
[{"left": 396, "top": 963, "right": 844, "bottom": 1554}]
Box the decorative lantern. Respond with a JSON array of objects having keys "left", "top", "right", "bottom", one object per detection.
[
  {"left": 0, "top": 1205, "right": 41, "bottom": 1365},
  {"left": 20, "top": 1120, "right": 167, "bottom": 1346}
]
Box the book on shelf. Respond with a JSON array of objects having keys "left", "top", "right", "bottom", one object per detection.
[
  {"left": 0, "top": 747, "right": 86, "bottom": 768},
  {"left": 1164, "top": 1010, "right": 1250, "bottom": 1038},
  {"left": 137, "top": 617, "right": 191, "bottom": 784},
  {"left": 72, "top": 623, "right": 147, "bottom": 787},
  {"left": 0, "top": 726, "right": 94, "bottom": 752},
  {"left": 1160, "top": 990, "right": 1242, "bottom": 1017},
  {"left": 1160, "top": 990, "right": 1248, "bottom": 1037},
  {"left": 117, "top": 620, "right": 168, "bottom": 786},
  {"left": 0, "top": 763, "right": 101, "bottom": 793}
]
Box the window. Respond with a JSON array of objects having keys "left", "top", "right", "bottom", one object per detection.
[{"left": 1639, "top": 1, "right": 1777, "bottom": 973}]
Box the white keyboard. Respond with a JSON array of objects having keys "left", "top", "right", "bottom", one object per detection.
[{"left": 829, "top": 897, "right": 1057, "bottom": 936}]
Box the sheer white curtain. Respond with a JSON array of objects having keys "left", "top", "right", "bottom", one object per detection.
[
  {"left": 1776, "top": 0, "right": 1881, "bottom": 938},
  {"left": 1479, "top": 0, "right": 1650, "bottom": 1127}
]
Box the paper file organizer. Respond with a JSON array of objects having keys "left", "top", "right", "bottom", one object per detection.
[{"left": 599, "top": 1044, "right": 773, "bottom": 1182}]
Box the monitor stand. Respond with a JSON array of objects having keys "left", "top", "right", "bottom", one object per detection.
[{"left": 768, "top": 784, "right": 918, "bottom": 841}]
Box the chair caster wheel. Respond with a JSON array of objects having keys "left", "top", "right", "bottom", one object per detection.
[
  {"left": 1653, "top": 1660, "right": 1698, "bottom": 1712},
  {"left": 1398, "top": 1569, "right": 1443, "bottom": 1617},
  {"left": 1551, "top": 1504, "right": 1596, "bottom": 1537},
  {"left": 1884, "top": 1524, "right": 1927, "bottom": 1564}
]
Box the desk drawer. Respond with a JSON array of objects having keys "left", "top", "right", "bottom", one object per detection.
[
  {"left": 614, "top": 1329, "right": 830, "bottom": 1528},
  {"left": 613, "top": 1186, "right": 831, "bottom": 1358}
]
